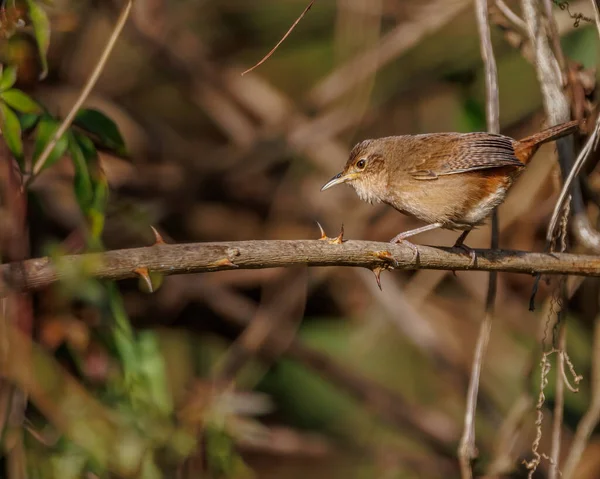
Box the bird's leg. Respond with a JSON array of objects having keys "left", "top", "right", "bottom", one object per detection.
[
  {"left": 453, "top": 229, "right": 476, "bottom": 267},
  {"left": 389, "top": 223, "right": 443, "bottom": 261},
  {"left": 453, "top": 229, "right": 471, "bottom": 247}
]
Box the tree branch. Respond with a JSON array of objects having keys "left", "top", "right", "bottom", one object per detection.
[{"left": 4, "top": 239, "right": 600, "bottom": 294}]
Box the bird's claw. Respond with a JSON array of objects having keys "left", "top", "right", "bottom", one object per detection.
[
  {"left": 390, "top": 235, "right": 420, "bottom": 263},
  {"left": 453, "top": 243, "right": 477, "bottom": 268}
]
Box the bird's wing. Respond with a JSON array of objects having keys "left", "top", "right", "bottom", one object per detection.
[{"left": 409, "top": 133, "right": 524, "bottom": 180}]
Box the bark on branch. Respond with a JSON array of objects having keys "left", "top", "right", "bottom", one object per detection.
[{"left": 4, "top": 239, "right": 600, "bottom": 294}]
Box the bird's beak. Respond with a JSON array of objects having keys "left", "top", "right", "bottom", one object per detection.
[{"left": 320, "top": 172, "right": 355, "bottom": 191}]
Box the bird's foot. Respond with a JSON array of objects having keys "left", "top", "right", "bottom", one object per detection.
[
  {"left": 390, "top": 233, "right": 420, "bottom": 263},
  {"left": 453, "top": 241, "right": 477, "bottom": 268}
]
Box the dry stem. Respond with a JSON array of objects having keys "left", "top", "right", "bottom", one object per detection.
[
  {"left": 549, "top": 320, "right": 567, "bottom": 479},
  {"left": 459, "top": 1, "right": 500, "bottom": 477}
]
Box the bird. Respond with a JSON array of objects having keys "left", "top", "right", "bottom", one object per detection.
[{"left": 320, "top": 120, "right": 580, "bottom": 256}]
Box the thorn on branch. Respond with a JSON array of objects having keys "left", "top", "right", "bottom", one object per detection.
[
  {"left": 331, "top": 224, "right": 344, "bottom": 244},
  {"left": 373, "top": 250, "right": 399, "bottom": 268},
  {"left": 370, "top": 251, "right": 399, "bottom": 291},
  {"left": 150, "top": 225, "right": 166, "bottom": 245},
  {"left": 372, "top": 266, "right": 384, "bottom": 291},
  {"left": 316, "top": 221, "right": 326, "bottom": 240},
  {"left": 316, "top": 222, "right": 345, "bottom": 244},
  {"left": 209, "top": 257, "right": 239, "bottom": 269},
  {"left": 134, "top": 267, "right": 154, "bottom": 293}
]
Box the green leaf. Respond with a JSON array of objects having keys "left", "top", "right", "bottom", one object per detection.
[
  {"left": 68, "top": 132, "right": 94, "bottom": 213},
  {"left": 75, "top": 133, "right": 108, "bottom": 240},
  {"left": 25, "top": 0, "right": 51, "bottom": 79},
  {"left": 0, "top": 89, "right": 41, "bottom": 114},
  {"left": 74, "top": 130, "right": 98, "bottom": 164},
  {"left": 0, "top": 102, "right": 24, "bottom": 163},
  {"left": 0, "top": 66, "right": 18, "bottom": 91},
  {"left": 33, "top": 115, "right": 69, "bottom": 172},
  {"left": 74, "top": 109, "right": 127, "bottom": 156},
  {"left": 20, "top": 112, "right": 41, "bottom": 130},
  {"left": 135, "top": 331, "right": 173, "bottom": 415},
  {"left": 105, "top": 281, "right": 138, "bottom": 383},
  {"left": 89, "top": 173, "right": 108, "bottom": 240}
]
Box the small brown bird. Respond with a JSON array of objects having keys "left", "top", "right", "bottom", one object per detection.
[{"left": 321, "top": 121, "right": 579, "bottom": 253}]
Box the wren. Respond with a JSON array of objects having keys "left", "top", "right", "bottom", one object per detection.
[{"left": 321, "top": 120, "right": 579, "bottom": 253}]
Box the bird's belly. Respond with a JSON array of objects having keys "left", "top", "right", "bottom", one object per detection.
[
  {"left": 388, "top": 169, "right": 516, "bottom": 229},
  {"left": 460, "top": 185, "right": 508, "bottom": 225}
]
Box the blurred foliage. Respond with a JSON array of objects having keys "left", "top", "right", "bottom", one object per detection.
[{"left": 1, "top": 0, "right": 600, "bottom": 478}]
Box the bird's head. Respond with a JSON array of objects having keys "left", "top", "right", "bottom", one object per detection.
[{"left": 320, "top": 139, "right": 388, "bottom": 204}]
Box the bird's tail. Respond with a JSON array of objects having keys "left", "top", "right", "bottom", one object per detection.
[{"left": 513, "top": 120, "right": 581, "bottom": 164}]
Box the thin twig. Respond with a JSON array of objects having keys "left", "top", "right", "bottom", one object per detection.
[
  {"left": 495, "top": 0, "right": 528, "bottom": 32},
  {"left": 458, "top": 1, "right": 500, "bottom": 477},
  {"left": 543, "top": 0, "right": 568, "bottom": 84},
  {"left": 241, "top": 0, "right": 315, "bottom": 76},
  {"left": 29, "top": 0, "right": 133, "bottom": 180},
  {"left": 595, "top": 0, "right": 600, "bottom": 37},
  {"left": 459, "top": 308, "right": 493, "bottom": 479}
]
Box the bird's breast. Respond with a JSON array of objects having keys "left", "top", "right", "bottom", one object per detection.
[{"left": 383, "top": 167, "right": 519, "bottom": 227}]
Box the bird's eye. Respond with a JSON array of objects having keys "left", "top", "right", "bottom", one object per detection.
[{"left": 356, "top": 159, "right": 367, "bottom": 169}]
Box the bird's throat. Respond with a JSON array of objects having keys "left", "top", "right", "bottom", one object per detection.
[{"left": 351, "top": 179, "right": 384, "bottom": 205}]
